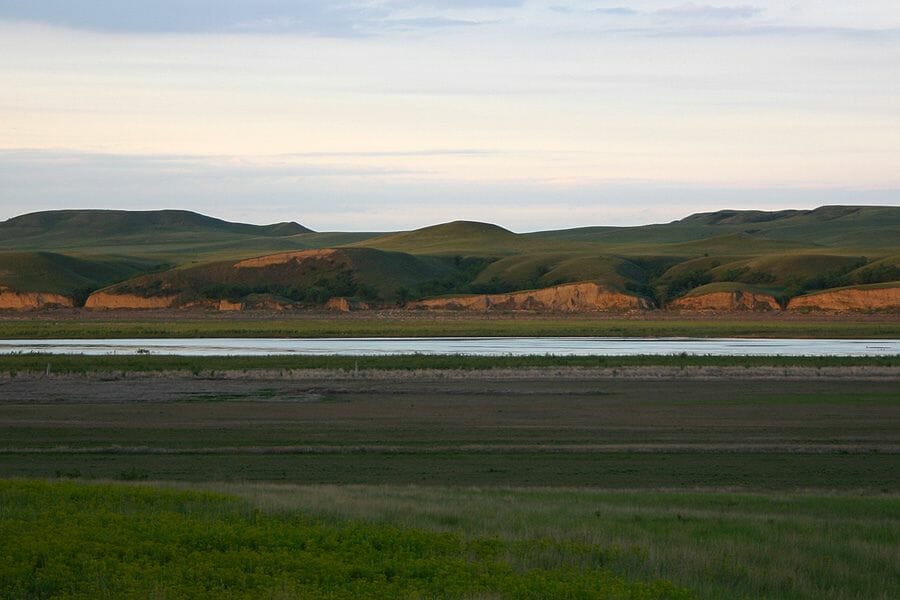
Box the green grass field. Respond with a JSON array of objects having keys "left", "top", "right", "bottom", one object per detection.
[
  {"left": 2, "top": 345, "right": 898, "bottom": 598},
  {"left": 1, "top": 480, "right": 896, "bottom": 599},
  {"left": 2, "top": 352, "right": 899, "bottom": 375},
  {"left": 228, "top": 483, "right": 900, "bottom": 600},
  {"left": 2, "top": 314, "right": 899, "bottom": 338},
  {"left": 1, "top": 480, "right": 693, "bottom": 599}
]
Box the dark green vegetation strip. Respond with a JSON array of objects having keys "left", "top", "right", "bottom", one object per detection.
[
  {"left": 2, "top": 352, "right": 899, "bottom": 374},
  {"left": 5, "top": 453, "right": 897, "bottom": 491},
  {"left": 0, "top": 480, "right": 689, "bottom": 600},
  {"left": 2, "top": 315, "right": 899, "bottom": 338}
]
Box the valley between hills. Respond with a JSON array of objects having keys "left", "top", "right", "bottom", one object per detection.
[{"left": 1, "top": 204, "right": 898, "bottom": 314}]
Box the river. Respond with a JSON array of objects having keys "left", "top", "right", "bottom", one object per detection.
[{"left": 0, "top": 337, "right": 897, "bottom": 356}]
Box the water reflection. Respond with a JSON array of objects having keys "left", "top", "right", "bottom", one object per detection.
[{"left": 0, "top": 337, "right": 897, "bottom": 357}]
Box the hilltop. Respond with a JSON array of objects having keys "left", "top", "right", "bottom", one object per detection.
[
  {"left": 355, "top": 221, "right": 527, "bottom": 255},
  {"left": 531, "top": 205, "right": 900, "bottom": 250},
  {"left": 1, "top": 209, "right": 310, "bottom": 242},
  {"left": 0, "top": 205, "right": 897, "bottom": 311}
]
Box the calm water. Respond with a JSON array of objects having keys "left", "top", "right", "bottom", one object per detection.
[{"left": 0, "top": 337, "right": 897, "bottom": 356}]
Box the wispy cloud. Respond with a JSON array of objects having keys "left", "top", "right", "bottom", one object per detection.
[
  {"left": 540, "top": 2, "right": 900, "bottom": 39},
  {"left": 279, "top": 149, "right": 498, "bottom": 158},
  {"left": 590, "top": 7, "right": 640, "bottom": 17},
  {"left": 379, "top": 16, "right": 489, "bottom": 31},
  {"left": 2, "top": 1, "right": 895, "bottom": 40},
  {"left": 0, "top": 0, "right": 512, "bottom": 36},
  {"left": 0, "top": 148, "right": 418, "bottom": 179},
  {"left": 656, "top": 4, "right": 763, "bottom": 20}
]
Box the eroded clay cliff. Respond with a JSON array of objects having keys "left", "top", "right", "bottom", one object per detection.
[
  {"left": 234, "top": 249, "right": 340, "bottom": 269},
  {"left": 407, "top": 282, "right": 652, "bottom": 312},
  {"left": 670, "top": 290, "right": 781, "bottom": 311},
  {"left": 787, "top": 286, "right": 900, "bottom": 311},
  {"left": 0, "top": 288, "right": 73, "bottom": 310},
  {"left": 84, "top": 292, "right": 179, "bottom": 309}
]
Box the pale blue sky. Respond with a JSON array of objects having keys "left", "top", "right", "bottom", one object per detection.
[{"left": 1, "top": 1, "right": 898, "bottom": 230}]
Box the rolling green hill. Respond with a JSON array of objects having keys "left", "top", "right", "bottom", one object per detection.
[
  {"left": 0, "top": 252, "right": 165, "bottom": 302},
  {"left": 0, "top": 209, "right": 310, "bottom": 242},
  {"left": 93, "top": 248, "right": 457, "bottom": 306},
  {"left": 352, "top": 221, "right": 535, "bottom": 256},
  {"left": 0, "top": 209, "right": 318, "bottom": 263},
  {"left": 468, "top": 252, "right": 645, "bottom": 294},
  {"left": 531, "top": 205, "right": 900, "bottom": 252},
  {"left": 1, "top": 205, "right": 897, "bottom": 309}
]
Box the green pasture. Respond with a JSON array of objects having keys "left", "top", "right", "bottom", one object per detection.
[
  {"left": 1, "top": 480, "right": 896, "bottom": 599},
  {"left": 1, "top": 352, "right": 899, "bottom": 375},
  {"left": 1, "top": 315, "right": 898, "bottom": 338}
]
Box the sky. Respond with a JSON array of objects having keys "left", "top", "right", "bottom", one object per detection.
[{"left": 0, "top": 1, "right": 898, "bottom": 232}]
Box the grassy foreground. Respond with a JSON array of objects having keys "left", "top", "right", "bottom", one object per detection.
[
  {"left": 1, "top": 315, "right": 899, "bottom": 339},
  {"left": 2, "top": 479, "right": 897, "bottom": 599},
  {"left": 229, "top": 483, "right": 900, "bottom": 600},
  {"left": 2, "top": 352, "right": 899, "bottom": 374},
  {"left": 0, "top": 480, "right": 687, "bottom": 599}
]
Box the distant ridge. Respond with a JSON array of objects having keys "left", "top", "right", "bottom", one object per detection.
[
  {"left": 0, "top": 209, "right": 312, "bottom": 240},
  {"left": 675, "top": 205, "right": 871, "bottom": 226},
  {"left": 0, "top": 205, "right": 896, "bottom": 311},
  {"left": 677, "top": 209, "right": 805, "bottom": 226}
]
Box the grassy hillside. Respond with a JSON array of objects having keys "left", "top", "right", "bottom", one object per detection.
[
  {"left": 97, "top": 247, "right": 457, "bottom": 305},
  {"left": 0, "top": 209, "right": 318, "bottom": 264},
  {"left": 0, "top": 209, "right": 310, "bottom": 243},
  {"left": 0, "top": 251, "right": 165, "bottom": 301},
  {"left": 676, "top": 281, "right": 782, "bottom": 299},
  {"left": 1, "top": 205, "right": 897, "bottom": 308},
  {"left": 531, "top": 205, "right": 900, "bottom": 251},
  {"left": 469, "top": 252, "right": 645, "bottom": 294},
  {"left": 354, "top": 221, "right": 534, "bottom": 256}
]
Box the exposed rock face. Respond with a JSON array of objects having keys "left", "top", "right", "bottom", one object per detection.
[
  {"left": 234, "top": 249, "right": 339, "bottom": 269},
  {"left": 84, "top": 292, "right": 179, "bottom": 309},
  {"left": 787, "top": 286, "right": 900, "bottom": 311},
  {"left": 325, "top": 297, "right": 370, "bottom": 312},
  {"left": 217, "top": 299, "right": 243, "bottom": 311},
  {"left": 670, "top": 291, "right": 781, "bottom": 311},
  {"left": 407, "top": 283, "right": 652, "bottom": 312},
  {"left": 0, "top": 288, "right": 73, "bottom": 310}
]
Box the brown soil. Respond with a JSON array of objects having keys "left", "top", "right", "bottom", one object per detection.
[
  {"left": 84, "top": 291, "right": 179, "bottom": 310},
  {"left": 0, "top": 288, "right": 73, "bottom": 310},
  {"left": 234, "top": 249, "right": 339, "bottom": 269},
  {"left": 407, "top": 282, "right": 652, "bottom": 312},
  {"left": 325, "top": 297, "right": 370, "bottom": 312},
  {"left": 671, "top": 291, "right": 781, "bottom": 311},
  {"left": 788, "top": 286, "right": 900, "bottom": 312}
]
